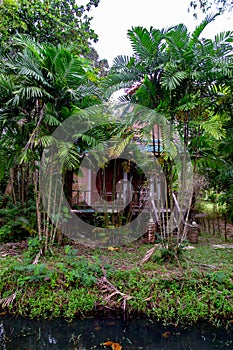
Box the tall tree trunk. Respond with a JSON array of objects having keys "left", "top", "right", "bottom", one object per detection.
[
  {"left": 4, "top": 167, "right": 16, "bottom": 205},
  {"left": 33, "top": 164, "right": 42, "bottom": 242}
]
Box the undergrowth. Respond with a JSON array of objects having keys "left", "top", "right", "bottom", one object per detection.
[{"left": 0, "top": 236, "right": 233, "bottom": 327}]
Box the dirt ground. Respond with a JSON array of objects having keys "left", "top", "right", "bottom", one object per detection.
[
  {"left": 0, "top": 218, "right": 233, "bottom": 258},
  {"left": 0, "top": 240, "right": 28, "bottom": 257}
]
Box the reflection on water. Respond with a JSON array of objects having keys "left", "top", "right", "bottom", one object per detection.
[{"left": 0, "top": 316, "right": 232, "bottom": 350}]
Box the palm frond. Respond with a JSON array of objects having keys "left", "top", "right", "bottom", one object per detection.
[
  {"left": 101, "top": 72, "right": 138, "bottom": 100},
  {"left": 0, "top": 74, "right": 14, "bottom": 102},
  {"left": 112, "top": 55, "right": 133, "bottom": 68},
  {"left": 165, "top": 23, "right": 189, "bottom": 55},
  {"left": 57, "top": 141, "right": 80, "bottom": 171},
  {"left": 214, "top": 30, "right": 233, "bottom": 45},
  {"left": 200, "top": 38, "right": 214, "bottom": 54},
  {"left": 44, "top": 113, "right": 61, "bottom": 126},
  {"left": 213, "top": 31, "right": 233, "bottom": 56},
  {"left": 201, "top": 114, "right": 226, "bottom": 140},
  {"left": 127, "top": 26, "right": 159, "bottom": 60},
  {"left": 16, "top": 85, "right": 50, "bottom": 99},
  {"left": 12, "top": 34, "right": 44, "bottom": 59},
  {"left": 108, "top": 134, "right": 134, "bottom": 158},
  {"left": 75, "top": 83, "right": 102, "bottom": 100},
  {"left": 6, "top": 86, "right": 51, "bottom": 106},
  {"left": 161, "top": 62, "right": 187, "bottom": 90},
  {"left": 189, "top": 13, "right": 218, "bottom": 49},
  {"left": 34, "top": 135, "right": 57, "bottom": 148},
  {"left": 4, "top": 49, "right": 50, "bottom": 87},
  {"left": 58, "top": 54, "right": 86, "bottom": 86}
]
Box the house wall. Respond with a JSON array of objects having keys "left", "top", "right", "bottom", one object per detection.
[{"left": 71, "top": 124, "right": 162, "bottom": 209}]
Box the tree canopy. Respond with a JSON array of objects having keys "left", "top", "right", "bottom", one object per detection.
[
  {"left": 0, "top": 0, "right": 100, "bottom": 53},
  {"left": 0, "top": 9, "right": 233, "bottom": 251},
  {"left": 189, "top": 0, "right": 233, "bottom": 17},
  {"left": 103, "top": 15, "right": 233, "bottom": 217}
]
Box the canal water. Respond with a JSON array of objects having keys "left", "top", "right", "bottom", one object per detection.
[{"left": 0, "top": 316, "right": 232, "bottom": 349}]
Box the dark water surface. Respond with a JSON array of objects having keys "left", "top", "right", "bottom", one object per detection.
[{"left": 0, "top": 316, "right": 232, "bottom": 349}]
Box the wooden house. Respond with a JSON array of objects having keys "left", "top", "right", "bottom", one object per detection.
[
  {"left": 62, "top": 100, "right": 191, "bottom": 243},
  {"left": 63, "top": 122, "right": 172, "bottom": 232}
]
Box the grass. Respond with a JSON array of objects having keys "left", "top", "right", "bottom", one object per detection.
[
  {"left": 0, "top": 229, "right": 233, "bottom": 327},
  {"left": 183, "top": 244, "right": 233, "bottom": 266}
]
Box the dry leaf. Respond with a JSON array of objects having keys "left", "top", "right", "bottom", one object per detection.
[
  {"left": 161, "top": 331, "right": 171, "bottom": 338},
  {"left": 103, "top": 341, "right": 122, "bottom": 349},
  {"left": 111, "top": 343, "right": 122, "bottom": 350},
  {"left": 103, "top": 341, "right": 114, "bottom": 346},
  {"left": 108, "top": 246, "right": 119, "bottom": 251}
]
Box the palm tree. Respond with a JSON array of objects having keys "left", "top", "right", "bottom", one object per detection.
[
  {"left": 0, "top": 34, "right": 102, "bottom": 250},
  {"left": 102, "top": 15, "right": 233, "bottom": 253},
  {"left": 103, "top": 14, "right": 233, "bottom": 177},
  {"left": 206, "top": 84, "right": 233, "bottom": 222}
]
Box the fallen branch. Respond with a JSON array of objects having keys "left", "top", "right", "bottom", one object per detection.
[
  {"left": 97, "top": 276, "right": 133, "bottom": 313},
  {"left": 140, "top": 244, "right": 160, "bottom": 264},
  {"left": 195, "top": 263, "right": 218, "bottom": 269},
  {"left": 32, "top": 248, "right": 43, "bottom": 264},
  {"left": 0, "top": 290, "right": 21, "bottom": 308}
]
